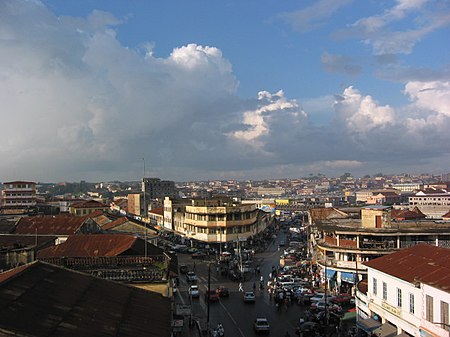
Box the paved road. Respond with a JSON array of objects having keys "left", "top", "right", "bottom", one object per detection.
[{"left": 175, "top": 230, "right": 308, "bottom": 336}]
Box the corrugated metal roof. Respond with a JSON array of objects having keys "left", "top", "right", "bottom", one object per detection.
[
  {"left": 37, "top": 234, "right": 141, "bottom": 258},
  {"left": 0, "top": 261, "right": 171, "bottom": 337},
  {"left": 0, "top": 234, "right": 56, "bottom": 250},
  {"left": 70, "top": 200, "right": 108, "bottom": 209},
  {"left": 364, "top": 244, "right": 450, "bottom": 292},
  {"left": 14, "top": 214, "right": 87, "bottom": 235},
  {"left": 101, "top": 217, "right": 129, "bottom": 230}
]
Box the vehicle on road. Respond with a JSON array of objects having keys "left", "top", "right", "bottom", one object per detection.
[
  {"left": 204, "top": 289, "right": 220, "bottom": 302},
  {"left": 186, "top": 271, "right": 198, "bottom": 283},
  {"left": 310, "top": 293, "right": 326, "bottom": 302},
  {"left": 279, "top": 241, "right": 285, "bottom": 246},
  {"left": 189, "top": 285, "right": 199, "bottom": 298},
  {"left": 330, "top": 294, "right": 354, "bottom": 305},
  {"left": 191, "top": 251, "right": 207, "bottom": 259},
  {"left": 254, "top": 318, "right": 270, "bottom": 333},
  {"left": 296, "top": 321, "right": 319, "bottom": 335},
  {"left": 243, "top": 291, "right": 256, "bottom": 303},
  {"left": 179, "top": 264, "right": 188, "bottom": 274},
  {"left": 216, "top": 286, "right": 229, "bottom": 297}
]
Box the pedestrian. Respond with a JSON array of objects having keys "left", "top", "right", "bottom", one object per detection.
[
  {"left": 238, "top": 282, "right": 243, "bottom": 292},
  {"left": 253, "top": 282, "right": 256, "bottom": 292},
  {"left": 193, "top": 262, "right": 196, "bottom": 272}
]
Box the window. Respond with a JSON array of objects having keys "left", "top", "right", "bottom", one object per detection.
[
  {"left": 397, "top": 288, "right": 402, "bottom": 307},
  {"left": 441, "top": 301, "right": 449, "bottom": 331},
  {"left": 409, "top": 293, "right": 414, "bottom": 314},
  {"left": 383, "top": 282, "right": 387, "bottom": 300},
  {"left": 426, "top": 295, "right": 434, "bottom": 322},
  {"left": 373, "top": 278, "right": 377, "bottom": 295}
]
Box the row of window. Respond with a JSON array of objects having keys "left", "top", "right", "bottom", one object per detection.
[
  {"left": 185, "top": 212, "right": 256, "bottom": 221},
  {"left": 184, "top": 224, "right": 252, "bottom": 234},
  {"left": 373, "top": 277, "right": 450, "bottom": 329}
]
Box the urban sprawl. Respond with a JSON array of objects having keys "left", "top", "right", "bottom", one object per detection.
[{"left": 0, "top": 172, "right": 449, "bottom": 337}]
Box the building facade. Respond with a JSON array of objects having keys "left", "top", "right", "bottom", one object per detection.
[
  {"left": 356, "top": 245, "right": 450, "bottom": 337},
  {"left": 142, "top": 178, "right": 176, "bottom": 200},
  {"left": 409, "top": 190, "right": 450, "bottom": 218},
  {"left": 1, "top": 181, "right": 37, "bottom": 210},
  {"left": 308, "top": 206, "right": 450, "bottom": 294}
]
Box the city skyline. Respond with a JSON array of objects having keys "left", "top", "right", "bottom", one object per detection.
[{"left": 1, "top": 0, "right": 450, "bottom": 182}]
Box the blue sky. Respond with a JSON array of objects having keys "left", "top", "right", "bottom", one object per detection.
[{"left": 1, "top": 0, "right": 450, "bottom": 182}]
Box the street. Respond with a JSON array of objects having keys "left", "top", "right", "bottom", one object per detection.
[{"left": 175, "top": 231, "right": 307, "bottom": 336}]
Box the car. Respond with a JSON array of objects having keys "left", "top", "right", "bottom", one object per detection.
[
  {"left": 216, "top": 286, "right": 229, "bottom": 297},
  {"left": 204, "top": 289, "right": 219, "bottom": 302},
  {"left": 179, "top": 264, "right": 189, "bottom": 274},
  {"left": 296, "top": 321, "right": 319, "bottom": 334},
  {"left": 254, "top": 318, "right": 270, "bottom": 333},
  {"left": 186, "top": 271, "right": 198, "bottom": 283},
  {"left": 310, "top": 301, "right": 332, "bottom": 311},
  {"left": 310, "top": 293, "right": 326, "bottom": 302},
  {"left": 189, "top": 285, "right": 199, "bottom": 298},
  {"left": 330, "top": 294, "right": 354, "bottom": 304},
  {"left": 279, "top": 241, "right": 285, "bottom": 247},
  {"left": 191, "top": 251, "right": 207, "bottom": 259},
  {"left": 243, "top": 291, "right": 256, "bottom": 303}
]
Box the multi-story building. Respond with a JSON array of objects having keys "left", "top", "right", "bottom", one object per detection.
[
  {"left": 128, "top": 193, "right": 146, "bottom": 216},
  {"left": 356, "top": 244, "right": 450, "bottom": 337},
  {"left": 68, "top": 200, "right": 110, "bottom": 217},
  {"left": 142, "top": 178, "right": 176, "bottom": 200},
  {"left": 1, "top": 181, "right": 37, "bottom": 210},
  {"left": 164, "top": 197, "right": 270, "bottom": 246},
  {"left": 409, "top": 189, "right": 450, "bottom": 218},
  {"left": 308, "top": 206, "right": 450, "bottom": 294}
]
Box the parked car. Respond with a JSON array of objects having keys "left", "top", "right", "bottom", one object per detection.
[
  {"left": 189, "top": 285, "right": 199, "bottom": 298},
  {"left": 330, "top": 294, "right": 354, "bottom": 304},
  {"left": 310, "top": 293, "right": 326, "bottom": 302},
  {"left": 179, "top": 264, "right": 188, "bottom": 274},
  {"left": 204, "top": 289, "right": 219, "bottom": 302},
  {"left": 279, "top": 241, "right": 285, "bottom": 246},
  {"left": 216, "top": 286, "right": 229, "bottom": 297},
  {"left": 243, "top": 291, "right": 256, "bottom": 303},
  {"left": 186, "top": 271, "right": 198, "bottom": 283},
  {"left": 254, "top": 318, "right": 270, "bottom": 333},
  {"left": 296, "top": 321, "right": 319, "bottom": 334},
  {"left": 191, "top": 251, "right": 207, "bottom": 259}
]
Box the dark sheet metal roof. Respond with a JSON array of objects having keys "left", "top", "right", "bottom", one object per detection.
[
  {"left": 364, "top": 244, "right": 450, "bottom": 292},
  {"left": 0, "top": 261, "right": 171, "bottom": 337},
  {"left": 0, "top": 234, "right": 56, "bottom": 250}
]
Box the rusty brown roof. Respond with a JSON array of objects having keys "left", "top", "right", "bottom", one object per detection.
[
  {"left": 364, "top": 244, "right": 450, "bottom": 292},
  {"left": 101, "top": 217, "right": 129, "bottom": 230},
  {"left": 0, "top": 261, "right": 171, "bottom": 337},
  {"left": 309, "top": 207, "right": 349, "bottom": 222},
  {"left": 13, "top": 214, "right": 88, "bottom": 235},
  {"left": 37, "top": 234, "right": 141, "bottom": 258}
]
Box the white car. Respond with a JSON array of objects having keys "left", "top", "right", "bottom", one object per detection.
[
  {"left": 186, "top": 271, "right": 198, "bottom": 283},
  {"left": 310, "top": 293, "right": 326, "bottom": 302},
  {"left": 189, "top": 285, "right": 199, "bottom": 298},
  {"left": 243, "top": 291, "right": 256, "bottom": 303},
  {"left": 254, "top": 318, "right": 270, "bottom": 333}
]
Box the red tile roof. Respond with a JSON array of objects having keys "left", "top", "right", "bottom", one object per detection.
[
  {"left": 13, "top": 214, "right": 87, "bottom": 235},
  {"left": 391, "top": 207, "right": 426, "bottom": 220},
  {"left": 364, "top": 244, "right": 450, "bottom": 292},
  {"left": 0, "top": 261, "right": 171, "bottom": 336}
]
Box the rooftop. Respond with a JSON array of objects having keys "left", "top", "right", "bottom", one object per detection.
[
  {"left": 364, "top": 244, "right": 450, "bottom": 292},
  {"left": 0, "top": 261, "right": 171, "bottom": 336}
]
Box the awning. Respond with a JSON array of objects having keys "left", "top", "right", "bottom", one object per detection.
[
  {"left": 326, "top": 269, "right": 337, "bottom": 278},
  {"left": 373, "top": 322, "right": 397, "bottom": 337},
  {"left": 341, "top": 311, "right": 357, "bottom": 322},
  {"left": 357, "top": 318, "right": 381, "bottom": 333},
  {"left": 341, "top": 272, "right": 357, "bottom": 284}
]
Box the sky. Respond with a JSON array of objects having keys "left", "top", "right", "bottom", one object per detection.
[{"left": 1, "top": 0, "right": 450, "bottom": 183}]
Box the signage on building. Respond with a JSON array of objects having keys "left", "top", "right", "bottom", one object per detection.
[{"left": 381, "top": 301, "right": 401, "bottom": 317}]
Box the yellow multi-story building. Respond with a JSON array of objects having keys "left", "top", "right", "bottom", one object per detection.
[{"left": 164, "top": 197, "right": 270, "bottom": 244}]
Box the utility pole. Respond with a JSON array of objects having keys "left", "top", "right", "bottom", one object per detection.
[
  {"left": 207, "top": 263, "right": 211, "bottom": 335},
  {"left": 143, "top": 158, "right": 147, "bottom": 259}
]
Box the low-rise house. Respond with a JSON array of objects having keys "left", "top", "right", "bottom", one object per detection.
[
  {"left": 356, "top": 244, "right": 450, "bottom": 337},
  {"left": 69, "top": 199, "right": 110, "bottom": 216},
  {"left": 12, "top": 214, "right": 101, "bottom": 244},
  {"left": 0, "top": 261, "right": 171, "bottom": 336},
  {"left": 37, "top": 234, "right": 171, "bottom": 283}
]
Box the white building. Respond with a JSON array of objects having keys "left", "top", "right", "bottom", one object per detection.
[
  {"left": 356, "top": 244, "right": 450, "bottom": 337},
  {"left": 409, "top": 190, "right": 450, "bottom": 218}
]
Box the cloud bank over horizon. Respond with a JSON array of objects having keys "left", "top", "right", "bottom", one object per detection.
[{"left": 1, "top": 0, "right": 450, "bottom": 182}]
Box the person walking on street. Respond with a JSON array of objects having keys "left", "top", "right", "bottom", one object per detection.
[{"left": 238, "top": 282, "right": 243, "bottom": 292}]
